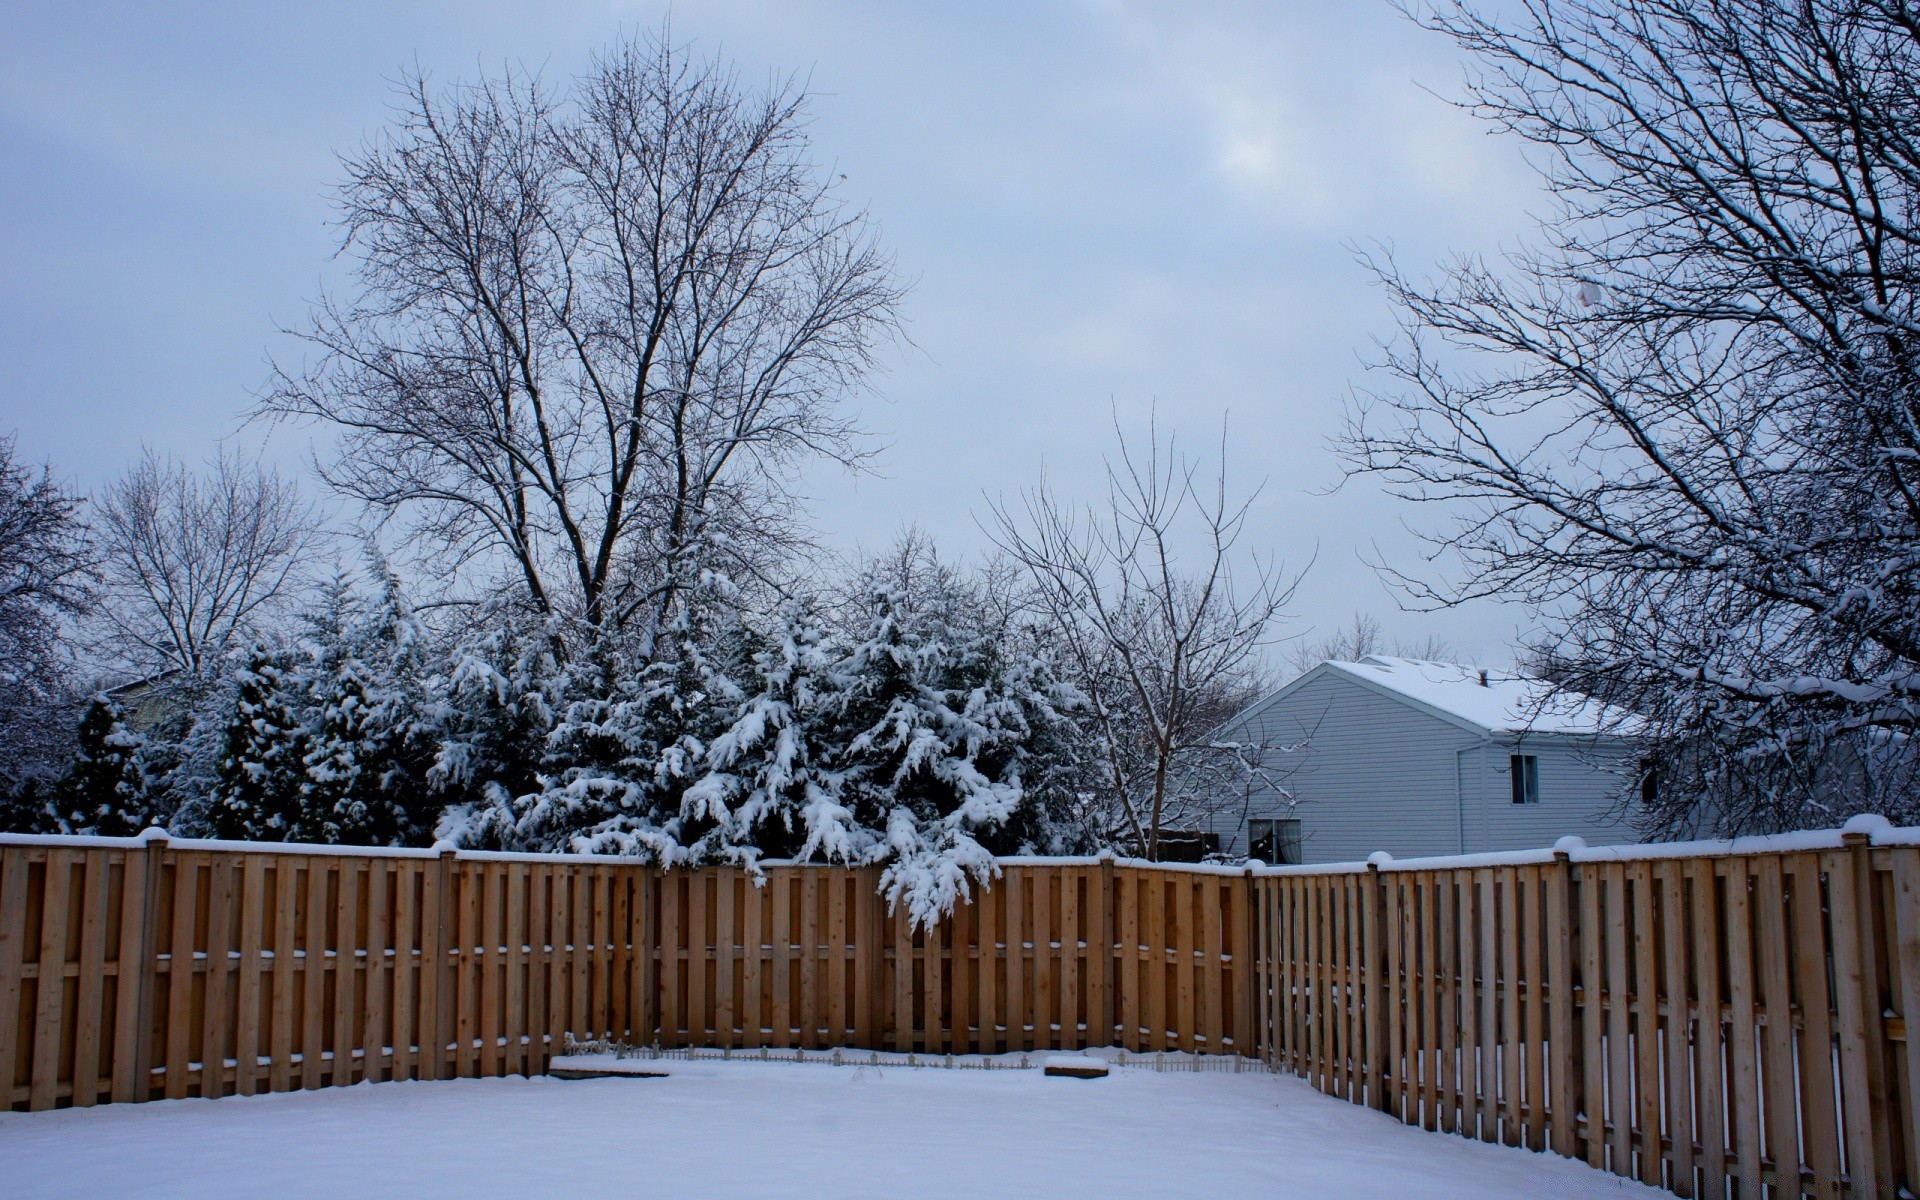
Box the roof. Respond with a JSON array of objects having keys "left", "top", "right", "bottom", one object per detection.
[{"left": 1229, "top": 655, "right": 1643, "bottom": 741}]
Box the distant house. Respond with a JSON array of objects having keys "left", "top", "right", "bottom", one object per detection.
[{"left": 1205, "top": 656, "right": 1643, "bottom": 865}]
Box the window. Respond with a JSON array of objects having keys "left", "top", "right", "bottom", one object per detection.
[
  {"left": 1510, "top": 754, "right": 1540, "bottom": 805},
  {"left": 1247, "top": 818, "right": 1303, "bottom": 865}
]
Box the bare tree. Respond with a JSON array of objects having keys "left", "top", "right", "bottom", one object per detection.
[
  {"left": 261, "top": 34, "right": 904, "bottom": 655},
  {"left": 1282, "top": 611, "right": 1455, "bottom": 680},
  {"left": 0, "top": 435, "right": 88, "bottom": 797},
  {"left": 91, "top": 448, "right": 319, "bottom": 681},
  {"left": 987, "top": 418, "right": 1300, "bottom": 859},
  {"left": 1344, "top": 1, "right": 1920, "bottom": 834}
]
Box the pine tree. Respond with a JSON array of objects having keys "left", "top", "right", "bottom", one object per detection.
[
  {"left": 208, "top": 645, "right": 307, "bottom": 840},
  {"left": 58, "top": 696, "right": 157, "bottom": 836},
  {"left": 296, "top": 559, "right": 438, "bottom": 845}
]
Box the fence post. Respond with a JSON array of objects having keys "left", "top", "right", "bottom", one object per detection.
[
  {"left": 1367, "top": 856, "right": 1388, "bottom": 1112},
  {"left": 1547, "top": 840, "right": 1578, "bottom": 1159},
  {"left": 1844, "top": 821, "right": 1896, "bottom": 1189},
  {"left": 131, "top": 828, "right": 168, "bottom": 1103},
  {"left": 1242, "top": 864, "right": 1260, "bottom": 1066},
  {"left": 1100, "top": 853, "right": 1117, "bottom": 1049},
  {"left": 433, "top": 846, "right": 458, "bottom": 1080}
]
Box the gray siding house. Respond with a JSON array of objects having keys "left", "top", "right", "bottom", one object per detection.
[{"left": 1206, "top": 656, "right": 1642, "bottom": 865}]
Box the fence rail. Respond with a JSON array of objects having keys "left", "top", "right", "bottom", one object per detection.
[{"left": 4, "top": 828, "right": 1918, "bottom": 1199}]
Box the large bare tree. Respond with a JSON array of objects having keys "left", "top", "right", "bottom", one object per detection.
[
  {"left": 0, "top": 435, "right": 88, "bottom": 796},
  {"left": 90, "top": 448, "right": 319, "bottom": 681},
  {"left": 1345, "top": 1, "right": 1920, "bottom": 834},
  {"left": 262, "top": 35, "right": 904, "bottom": 652},
  {"left": 987, "top": 419, "right": 1299, "bottom": 858}
]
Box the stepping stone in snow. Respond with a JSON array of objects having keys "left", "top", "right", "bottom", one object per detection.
[
  {"left": 547, "top": 1055, "right": 671, "bottom": 1080},
  {"left": 1043, "top": 1054, "right": 1109, "bottom": 1079}
]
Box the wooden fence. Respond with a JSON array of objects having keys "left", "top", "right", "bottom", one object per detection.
[
  {"left": 0, "top": 837, "right": 1252, "bottom": 1112},
  {"left": 7, "top": 825, "right": 1920, "bottom": 1199},
  {"left": 1254, "top": 829, "right": 1920, "bottom": 1198}
]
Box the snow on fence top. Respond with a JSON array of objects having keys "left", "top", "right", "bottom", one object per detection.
[{"left": 1, "top": 814, "right": 1912, "bottom": 876}]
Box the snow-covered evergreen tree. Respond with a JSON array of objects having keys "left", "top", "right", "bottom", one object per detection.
[
  {"left": 296, "top": 558, "right": 439, "bottom": 845},
  {"left": 208, "top": 643, "right": 307, "bottom": 841},
  {"left": 55, "top": 696, "right": 159, "bottom": 836}
]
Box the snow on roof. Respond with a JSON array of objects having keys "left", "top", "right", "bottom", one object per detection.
[{"left": 1322, "top": 655, "right": 1641, "bottom": 738}]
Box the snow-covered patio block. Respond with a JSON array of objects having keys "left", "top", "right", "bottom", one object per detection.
[
  {"left": 546, "top": 1053, "right": 670, "bottom": 1080},
  {"left": 1043, "top": 1054, "right": 1108, "bottom": 1079}
]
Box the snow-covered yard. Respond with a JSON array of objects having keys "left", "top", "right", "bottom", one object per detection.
[{"left": 3, "top": 1057, "right": 1663, "bottom": 1198}]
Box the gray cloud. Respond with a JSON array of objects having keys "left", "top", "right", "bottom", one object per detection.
[{"left": 0, "top": 0, "right": 1551, "bottom": 664}]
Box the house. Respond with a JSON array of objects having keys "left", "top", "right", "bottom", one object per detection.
[{"left": 1205, "top": 655, "right": 1643, "bottom": 865}]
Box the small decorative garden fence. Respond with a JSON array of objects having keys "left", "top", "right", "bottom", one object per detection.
[{"left": 4, "top": 822, "right": 1918, "bottom": 1198}]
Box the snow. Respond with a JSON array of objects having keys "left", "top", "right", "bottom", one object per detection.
[
  {"left": 0, "top": 1060, "right": 1663, "bottom": 1198},
  {"left": 1325, "top": 655, "right": 1643, "bottom": 737}
]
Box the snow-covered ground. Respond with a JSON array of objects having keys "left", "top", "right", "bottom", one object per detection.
[{"left": 2, "top": 1059, "right": 1662, "bottom": 1198}]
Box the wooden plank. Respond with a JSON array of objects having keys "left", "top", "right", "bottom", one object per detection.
[
  {"left": 716, "top": 872, "right": 738, "bottom": 1047},
  {"left": 1546, "top": 857, "right": 1574, "bottom": 1157},
  {"left": 301, "top": 857, "right": 329, "bottom": 1090},
  {"left": 799, "top": 872, "right": 818, "bottom": 1047},
  {"left": 331, "top": 858, "right": 361, "bottom": 1086},
  {"left": 1420, "top": 874, "right": 1441, "bottom": 1131},
  {"left": 1520, "top": 868, "right": 1545, "bottom": 1153},
  {"left": 1382, "top": 872, "right": 1403, "bottom": 1120},
  {"left": 977, "top": 874, "right": 1000, "bottom": 1053},
  {"left": 1751, "top": 856, "right": 1799, "bottom": 1193},
  {"left": 1093, "top": 859, "right": 1114, "bottom": 1050},
  {"left": 1578, "top": 862, "right": 1604, "bottom": 1167},
  {"left": 1629, "top": 862, "right": 1661, "bottom": 1186},
  {"left": 359, "top": 856, "right": 387, "bottom": 1082},
  {"left": 591, "top": 867, "right": 612, "bottom": 1041},
  {"left": 503, "top": 864, "right": 525, "bottom": 1076},
  {"left": 70, "top": 850, "right": 111, "bottom": 1108},
  {"left": 267, "top": 859, "right": 298, "bottom": 1093},
  {"left": 0, "top": 848, "right": 27, "bottom": 1111},
  {"left": 1475, "top": 871, "right": 1498, "bottom": 1143},
  {"left": 1117, "top": 872, "right": 1137, "bottom": 1052},
  {"left": 1655, "top": 862, "right": 1694, "bottom": 1197},
  {"left": 1601, "top": 863, "right": 1634, "bottom": 1177},
  {"left": 1436, "top": 871, "right": 1459, "bottom": 1128},
  {"left": 773, "top": 872, "right": 794, "bottom": 1048},
  {"left": 1065, "top": 870, "right": 1085, "bottom": 1049},
  {"left": 391, "top": 863, "right": 418, "bottom": 1081},
  {"left": 1884, "top": 849, "right": 1920, "bottom": 1200},
  {"left": 1228, "top": 868, "right": 1250, "bottom": 1057},
  {"left": 546, "top": 866, "right": 570, "bottom": 1057},
  {"left": 1826, "top": 846, "right": 1881, "bottom": 1198},
  {"left": 1722, "top": 858, "right": 1762, "bottom": 1195},
  {"left": 1501, "top": 870, "right": 1523, "bottom": 1146},
  {"left": 420, "top": 852, "right": 448, "bottom": 1080},
  {"left": 742, "top": 873, "right": 764, "bottom": 1047},
  {"left": 951, "top": 883, "right": 973, "bottom": 1051},
  {"left": 232, "top": 855, "right": 266, "bottom": 1096},
  {"left": 29, "top": 850, "right": 74, "bottom": 1110},
  {"left": 1008, "top": 870, "right": 1028, "bottom": 1052},
  {"left": 1686, "top": 859, "right": 1726, "bottom": 1189},
  {"left": 1175, "top": 876, "right": 1197, "bottom": 1056},
  {"left": 660, "top": 864, "right": 683, "bottom": 1044},
  {"left": 891, "top": 902, "right": 912, "bottom": 1051},
  {"left": 926, "top": 887, "right": 945, "bottom": 1050},
  {"left": 110, "top": 847, "right": 152, "bottom": 1104},
  {"left": 631, "top": 867, "right": 651, "bottom": 1047},
  {"left": 455, "top": 861, "right": 481, "bottom": 1078},
  {"left": 568, "top": 866, "right": 589, "bottom": 1045},
  {"left": 200, "top": 853, "right": 235, "bottom": 1099},
  {"left": 690, "top": 871, "right": 711, "bottom": 1046},
  {"left": 162, "top": 853, "right": 199, "bottom": 1101}
]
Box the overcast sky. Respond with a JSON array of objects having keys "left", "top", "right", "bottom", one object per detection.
[{"left": 0, "top": 0, "right": 1545, "bottom": 664}]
